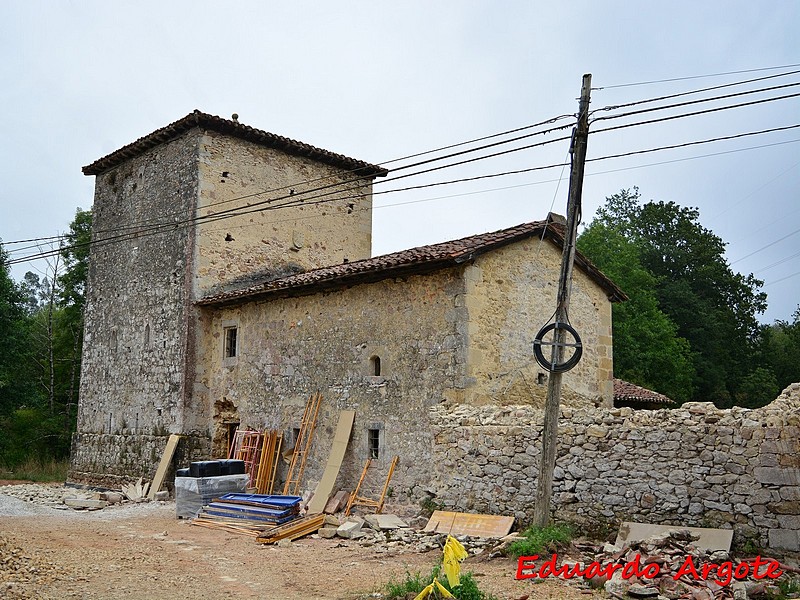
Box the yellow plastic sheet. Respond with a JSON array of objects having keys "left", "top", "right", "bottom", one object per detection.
[
  {"left": 412, "top": 580, "right": 455, "bottom": 600},
  {"left": 442, "top": 535, "right": 468, "bottom": 587}
]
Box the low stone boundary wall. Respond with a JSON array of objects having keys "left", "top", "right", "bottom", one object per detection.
[{"left": 429, "top": 383, "right": 800, "bottom": 551}]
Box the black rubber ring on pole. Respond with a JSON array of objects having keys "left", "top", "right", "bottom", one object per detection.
[{"left": 533, "top": 322, "right": 583, "bottom": 373}]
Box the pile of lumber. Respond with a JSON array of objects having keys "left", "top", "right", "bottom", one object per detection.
[
  {"left": 192, "top": 493, "right": 314, "bottom": 539},
  {"left": 255, "top": 514, "right": 326, "bottom": 545}
]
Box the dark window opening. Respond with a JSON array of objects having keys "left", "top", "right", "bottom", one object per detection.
[
  {"left": 537, "top": 373, "right": 546, "bottom": 385},
  {"left": 369, "top": 355, "right": 381, "bottom": 376},
  {"left": 224, "top": 326, "right": 238, "bottom": 358},
  {"left": 368, "top": 428, "right": 381, "bottom": 459}
]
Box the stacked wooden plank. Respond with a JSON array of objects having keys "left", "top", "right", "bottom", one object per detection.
[{"left": 255, "top": 513, "right": 326, "bottom": 545}]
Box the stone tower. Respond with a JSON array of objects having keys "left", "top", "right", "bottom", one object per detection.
[{"left": 69, "top": 111, "right": 386, "bottom": 485}]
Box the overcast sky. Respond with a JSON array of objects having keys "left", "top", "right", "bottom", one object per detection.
[{"left": 1, "top": 1, "right": 798, "bottom": 323}]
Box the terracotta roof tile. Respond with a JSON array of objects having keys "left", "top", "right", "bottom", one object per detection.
[
  {"left": 198, "top": 219, "right": 628, "bottom": 306},
  {"left": 613, "top": 378, "right": 674, "bottom": 405},
  {"left": 83, "top": 110, "right": 388, "bottom": 178}
]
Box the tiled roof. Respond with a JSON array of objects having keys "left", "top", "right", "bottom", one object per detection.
[
  {"left": 198, "top": 219, "right": 628, "bottom": 306},
  {"left": 83, "top": 110, "right": 388, "bottom": 178},
  {"left": 613, "top": 378, "right": 674, "bottom": 405}
]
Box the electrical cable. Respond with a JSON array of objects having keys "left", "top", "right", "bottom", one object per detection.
[
  {"left": 595, "top": 63, "right": 800, "bottom": 90},
  {"left": 590, "top": 69, "right": 800, "bottom": 114},
  {"left": 591, "top": 81, "right": 800, "bottom": 123},
  {"left": 728, "top": 227, "right": 800, "bottom": 265},
  {"left": 8, "top": 122, "right": 800, "bottom": 266},
  {"left": 591, "top": 92, "right": 800, "bottom": 134}
]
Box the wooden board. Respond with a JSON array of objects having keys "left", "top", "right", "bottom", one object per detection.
[
  {"left": 306, "top": 410, "right": 355, "bottom": 514},
  {"left": 423, "top": 510, "right": 514, "bottom": 538},
  {"left": 147, "top": 434, "right": 181, "bottom": 499}
]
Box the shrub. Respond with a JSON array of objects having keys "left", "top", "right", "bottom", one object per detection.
[{"left": 507, "top": 522, "right": 574, "bottom": 559}]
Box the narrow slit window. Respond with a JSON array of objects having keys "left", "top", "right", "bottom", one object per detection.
[
  {"left": 368, "top": 428, "right": 381, "bottom": 459},
  {"left": 369, "top": 355, "right": 381, "bottom": 376},
  {"left": 224, "top": 326, "right": 238, "bottom": 358}
]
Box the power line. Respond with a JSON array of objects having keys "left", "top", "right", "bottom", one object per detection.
[
  {"left": 591, "top": 81, "right": 800, "bottom": 124},
  {"left": 764, "top": 269, "right": 800, "bottom": 287},
  {"left": 729, "top": 227, "right": 800, "bottom": 266},
  {"left": 754, "top": 249, "right": 800, "bottom": 274},
  {"left": 10, "top": 121, "right": 799, "bottom": 267},
  {"left": 591, "top": 69, "right": 800, "bottom": 114},
  {"left": 706, "top": 158, "right": 800, "bottom": 224},
  {"left": 596, "top": 63, "right": 800, "bottom": 90},
  {"left": 8, "top": 93, "right": 800, "bottom": 267},
  {"left": 588, "top": 123, "right": 800, "bottom": 164},
  {"left": 592, "top": 92, "right": 800, "bottom": 135}
]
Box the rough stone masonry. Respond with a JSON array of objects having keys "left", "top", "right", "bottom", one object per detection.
[{"left": 429, "top": 383, "right": 800, "bottom": 552}]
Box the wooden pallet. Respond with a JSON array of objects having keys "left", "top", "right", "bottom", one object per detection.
[
  {"left": 283, "top": 393, "right": 323, "bottom": 495},
  {"left": 345, "top": 455, "right": 399, "bottom": 516}
]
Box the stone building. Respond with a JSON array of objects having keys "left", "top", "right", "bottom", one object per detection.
[{"left": 69, "top": 111, "right": 624, "bottom": 500}]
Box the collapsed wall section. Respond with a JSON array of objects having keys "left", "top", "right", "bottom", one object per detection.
[{"left": 429, "top": 383, "right": 800, "bottom": 551}]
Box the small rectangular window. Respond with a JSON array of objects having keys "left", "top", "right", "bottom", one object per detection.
[
  {"left": 224, "top": 326, "right": 238, "bottom": 358},
  {"left": 368, "top": 428, "right": 381, "bottom": 459}
]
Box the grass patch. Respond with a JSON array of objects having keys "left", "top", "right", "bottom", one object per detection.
[
  {"left": 507, "top": 522, "right": 574, "bottom": 559},
  {"left": 768, "top": 576, "right": 800, "bottom": 599},
  {"left": 383, "top": 568, "right": 498, "bottom": 600},
  {"left": 0, "top": 457, "right": 69, "bottom": 482}
]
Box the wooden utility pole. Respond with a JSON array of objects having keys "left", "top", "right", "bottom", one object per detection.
[{"left": 532, "top": 73, "right": 592, "bottom": 527}]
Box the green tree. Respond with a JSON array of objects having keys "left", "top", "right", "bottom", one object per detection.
[
  {"left": 578, "top": 220, "right": 695, "bottom": 402},
  {"left": 754, "top": 307, "right": 800, "bottom": 395},
  {"left": 582, "top": 188, "right": 768, "bottom": 406}
]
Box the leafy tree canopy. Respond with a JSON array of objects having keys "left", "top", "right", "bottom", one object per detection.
[{"left": 580, "top": 188, "right": 768, "bottom": 406}]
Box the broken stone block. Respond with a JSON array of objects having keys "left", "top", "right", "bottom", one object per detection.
[
  {"left": 323, "top": 514, "right": 340, "bottom": 527},
  {"left": 627, "top": 583, "right": 659, "bottom": 598},
  {"left": 336, "top": 520, "right": 363, "bottom": 539},
  {"left": 317, "top": 527, "right": 338, "bottom": 539}
]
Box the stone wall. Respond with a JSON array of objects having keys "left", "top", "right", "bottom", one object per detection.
[
  {"left": 193, "top": 130, "right": 374, "bottom": 297},
  {"left": 71, "top": 132, "right": 200, "bottom": 482},
  {"left": 429, "top": 383, "right": 800, "bottom": 551},
  {"left": 196, "top": 268, "right": 469, "bottom": 500},
  {"left": 69, "top": 433, "right": 210, "bottom": 488},
  {"left": 463, "top": 238, "right": 614, "bottom": 407}
]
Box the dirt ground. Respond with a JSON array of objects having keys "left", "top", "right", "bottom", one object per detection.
[{"left": 0, "top": 491, "right": 602, "bottom": 600}]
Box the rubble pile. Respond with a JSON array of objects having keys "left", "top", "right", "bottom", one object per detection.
[
  {"left": 315, "top": 514, "right": 512, "bottom": 556},
  {"left": 0, "top": 482, "right": 160, "bottom": 511},
  {"left": 0, "top": 535, "right": 70, "bottom": 599},
  {"left": 570, "top": 529, "right": 798, "bottom": 599},
  {"left": 0, "top": 483, "right": 73, "bottom": 507}
]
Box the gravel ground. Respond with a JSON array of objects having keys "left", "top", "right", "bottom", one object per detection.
[{"left": 0, "top": 483, "right": 602, "bottom": 600}]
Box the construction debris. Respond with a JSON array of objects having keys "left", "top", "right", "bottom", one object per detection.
[
  {"left": 62, "top": 498, "right": 107, "bottom": 510},
  {"left": 616, "top": 521, "right": 733, "bottom": 552},
  {"left": 323, "top": 490, "right": 349, "bottom": 514},
  {"left": 255, "top": 513, "right": 325, "bottom": 544},
  {"left": 566, "top": 528, "right": 795, "bottom": 599},
  {"left": 121, "top": 477, "right": 150, "bottom": 502}
]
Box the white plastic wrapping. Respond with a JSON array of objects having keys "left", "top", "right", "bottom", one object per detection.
[{"left": 174, "top": 474, "right": 250, "bottom": 519}]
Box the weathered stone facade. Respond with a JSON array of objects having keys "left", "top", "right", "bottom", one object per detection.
[
  {"left": 71, "top": 112, "right": 384, "bottom": 484},
  {"left": 194, "top": 226, "right": 619, "bottom": 503},
  {"left": 428, "top": 383, "right": 800, "bottom": 551}
]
